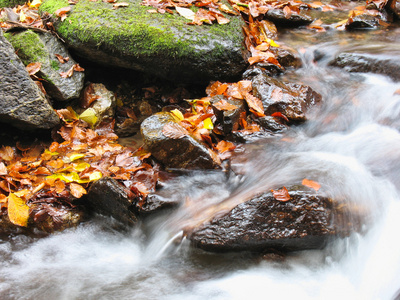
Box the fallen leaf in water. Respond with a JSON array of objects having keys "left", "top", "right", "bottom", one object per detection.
[
  {"left": 394, "top": 89, "right": 400, "bottom": 95},
  {"left": 216, "top": 140, "right": 235, "bottom": 153},
  {"left": 271, "top": 112, "right": 289, "bottom": 122},
  {"left": 271, "top": 187, "right": 290, "bottom": 202},
  {"left": 7, "top": 193, "right": 30, "bottom": 227},
  {"left": 302, "top": 178, "right": 321, "bottom": 191}
]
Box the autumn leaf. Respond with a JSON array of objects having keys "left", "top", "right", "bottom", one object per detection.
[
  {"left": 60, "top": 66, "right": 74, "bottom": 78},
  {"left": 0, "top": 146, "right": 14, "bottom": 161},
  {"left": 113, "top": 2, "right": 129, "bottom": 9},
  {"left": 79, "top": 108, "right": 98, "bottom": 127},
  {"left": 55, "top": 6, "right": 71, "bottom": 21},
  {"left": 213, "top": 99, "right": 239, "bottom": 111},
  {"left": 175, "top": 6, "right": 195, "bottom": 21},
  {"left": 7, "top": 193, "right": 30, "bottom": 227},
  {"left": 0, "top": 162, "right": 7, "bottom": 176},
  {"left": 271, "top": 112, "right": 289, "bottom": 122},
  {"left": 203, "top": 118, "right": 214, "bottom": 130},
  {"left": 29, "top": 0, "right": 42, "bottom": 8},
  {"left": 244, "top": 93, "right": 265, "bottom": 117},
  {"left": 271, "top": 187, "right": 290, "bottom": 202},
  {"left": 70, "top": 183, "right": 87, "bottom": 198},
  {"left": 162, "top": 122, "right": 189, "bottom": 139},
  {"left": 170, "top": 109, "right": 184, "bottom": 121},
  {"left": 55, "top": 54, "right": 69, "bottom": 64},
  {"left": 216, "top": 140, "right": 235, "bottom": 153},
  {"left": 302, "top": 178, "right": 321, "bottom": 191},
  {"left": 26, "top": 62, "right": 41, "bottom": 76}
]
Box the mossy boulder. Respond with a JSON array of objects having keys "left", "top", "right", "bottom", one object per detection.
[
  {"left": 5, "top": 30, "right": 85, "bottom": 101},
  {"left": 0, "top": 0, "right": 25, "bottom": 8},
  {"left": 39, "top": 0, "right": 247, "bottom": 84}
]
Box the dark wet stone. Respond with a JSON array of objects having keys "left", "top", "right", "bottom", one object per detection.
[
  {"left": 210, "top": 95, "right": 246, "bottom": 137},
  {"left": 138, "top": 193, "right": 180, "bottom": 215},
  {"left": 330, "top": 52, "right": 400, "bottom": 82},
  {"left": 189, "top": 189, "right": 362, "bottom": 252},
  {"left": 265, "top": 9, "right": 313, "bottom": 27},
  {"left": 251, "top": 73, "right": 322, "bottom": 122},
  {"left": 5, "top": 30, "right": 85, "bottom": 101},
  {"left": 254, "top": 116, "right": 288, "bottom": 133},
  {"left": 345, "top": 11, "right": 392, "bottom": 30},
  {"left": 0, "top": 29, "right": 60, "bottom": 130},
  {"left": 141, "top": 112, "right": 219, "bottom": 169},
  {"left": 87, "top": 177, "right": 138, "bottom": 226}
]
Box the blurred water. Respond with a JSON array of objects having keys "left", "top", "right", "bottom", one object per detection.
[{"left": 1, "top": 32, "right": 400, "bottom": 300}]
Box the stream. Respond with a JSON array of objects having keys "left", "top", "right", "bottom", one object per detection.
[{"left": 1, "top": 24, "right": 400, "bottom": 300}]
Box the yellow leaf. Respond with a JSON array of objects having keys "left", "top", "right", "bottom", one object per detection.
[
  {"left": 47, "top": 172, "right": 81, "bottom": 183},
  {"left": 29, "top": 0, "right": 42, "bottom": 8},
  {"left": 203, "top": 118, "right": 214, "bottom": 130},
  {"left": 175, "top": 6, "right": 195, "bottom": 21},
  {"left": 19, "top": 11, "right": 26, "bottom": 22},
  {"left": 79, "top": 108, "right": 98, "bottom": 127},
  {"left": 170, "top": 109, "right": 184, "bottom": 121},
  {"left": 89, "top": 171, "right": 102, "bottom": 181},
  {"left": 73, "top": 162, "right": 90, "bottom": 172},
  {"left": 7, "top": 193, "right": 29, "bottom": 227},
  {"left": 44, "top": 149, "right": 59, "bottom": 156},
  {"left": 267, "top": 38, "right": 280, "bottom": 48},
  {"left": 68, "top": 153, "right": 85, "bottom": 161},
  {"left": 14, "top": 189, "right": 30, "bottom": 198}
]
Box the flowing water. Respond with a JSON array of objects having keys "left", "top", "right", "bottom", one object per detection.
[{"left": 1, "top": 27, "right": 400, "bottom": 300}]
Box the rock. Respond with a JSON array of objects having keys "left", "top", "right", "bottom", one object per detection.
[
  {"left": 138, "top": 193, "right": 181, "bottom": 215},
  {"left": 87, "top": 177, "right": 138, "bottom": 226},
  {"left": 265, "top": 9, "right": 313, "bottom": 27},
  {"left": 251, "top": 73, "right": 322, "bottom": 122},
  {"left": 141, "top": 112, "right": 219, "bottom": 169},
  {"left": 390, "top": 1, "right": 400, "bottom": 18},
  {"left": 0, "top": 29, "right": 60, "bottom": 130},
  {"left": 5, "top": 30, "right": 85, "bottom": 101},
  {"left": 345, "top": 11, "right": 392, "bottom": 30},
  {"left": 39, "top": 0, "right": 247, "bottom": 84},
  {"left": 189, "top": 189, "right": 362, "bottom": 252},
  {"left": 79, "top": 83, "right": 116, "bottom": 125},
  {"left": 254, "top": 116, "right": 288, "bottom": 133},
  {"left": 330, "top": 52, "right": 400, "bottom": 82},
  {"left": 210, "top": 95, "right": 246, "bottom": 137}
]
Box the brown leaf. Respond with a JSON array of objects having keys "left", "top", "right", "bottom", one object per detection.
[
  {"left": 283, "top": 6, "right": 292, "bottom": 19},
  {"left": 0, "top": 146, "right": 15, "bottom": 161},
  {"left": 54, "top": 180, "right": 66, "bottom": 193},
  {"left": 55, "top": 53, "right": 69, "bottom": 64},
  {"left": 113, "top": 2, "right": 129, "bottom": 9},
  {"left": 0, "top": 162, "right": 7, "bottom": 176},
  {"left": 73, "top": 64, "right": 85, "bottom": 72},
  {"left": 70, "top": 182, "right": 87, "bottom": 198},
  {"left": 216, "top": 140, "right": 236, "bottom": 153},
  {"left": 302, "top": 178, "right": 321, "bottom": 191},
  {"left": 271, "top": 187, "right": 290, "bottom": 202},
  {"left": 244, "top": 93, "right": 265, "bottom": 117},
  {"left": 213, "top": 99, "right": 239, "bottom": 111},
  {"left": 162, "top": 123, "right": 189, "bottom": 139},
  {"left": 26, "top": 62, "right": 41, "bottom": 76},
  {"left": 55, "top": 6, "right": 71, "bottom": 17},
  {"left": 60, "top": 65, "right": 74, "bottom": 78}
]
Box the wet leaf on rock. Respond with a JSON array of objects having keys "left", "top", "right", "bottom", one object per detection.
[
  {"left": 7, "top": 193, "right": 30, "bottom": 227},
  {"left": 162, "top": 123, "right": 189, "bottom": 139},
  {"left": 271, "top": 187, "right": 290, "bottom": 202}
]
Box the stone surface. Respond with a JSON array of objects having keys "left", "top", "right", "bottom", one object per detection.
[
  {"left": 141, "top": 112, "right": 219, "bottom": 169},
  {"left": 5, "top": 30, "right": 85, "bottom": 101},
  {"left": 330, "top": 52, "right": 400, "bottom": 82},
  {"left": 39, "top": 0, "right": 247, "bottom": 84},
  {"left": 87, "top": 177, "right": 138, "bottom": 226},
  {"left": 251, "top": 73, "right": 322, "bottom": 122},
  {"left": 265, "top": 9, "right": 313, "bottom": 27},
  {"left": 0, "top": 0, "right": 25, "bottom": 8},
  {"left": 211, "top": 95, "right": 246, "bottom": 137},
  {"left": 0, "top": 29, "right": 60, "bottom": 130},
  {"left": 345, "top": 11, "right": 392, "bottom": 30},
  {"left": 189, "top": 189, "right": 362, "bottom": 252}
]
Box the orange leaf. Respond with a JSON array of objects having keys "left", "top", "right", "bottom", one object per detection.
[
  {"left": 55, "top": 54, "right": 69, "bottom": 64},
  {"left": 283, "top": 6, "right": 292, "bottom": 19},
  {"left": 216, "top": 140, "right": 236, "bottom": 153},
  {"left": 213, "top": 99, "right": 239, "bottom": 111},
  {"left": 244, "top": 93, "right": 265, "bottom": 117},
  {"left": 271, "top": 187, "right": 290, "bottom": 202},
  {"left": 7, "top": 193, "right": 30, "bottom": 227},
  {"left": 70, "top": 182, "right": 87, "bottom": 198},
  {"left": 162, "top": 123, "right": 189, "bottom": 139},
  {"left": 271, "top": 112, "right": 289, "bottom": 122},
  {"left": 54, "top": 179, "right": 66, "bottom": 193},
  {"left": 302, "top": 178, "right": 321, "bottom": 191},
  {"left": 26, "top": 62, "right": 41, "bottom": 76},
  {"left": 55, "top": 6, "right": 71, "bottom": 17},
  {"left": 0, "top": 162, "right": 7, "bottom": 176}
]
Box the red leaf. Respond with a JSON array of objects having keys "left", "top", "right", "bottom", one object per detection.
[
  {"left": 271, "top": 112, "right": 289, "bottom": 122},
  {"left": 271, "top": 187, "right": 290, "bottom": 202}
]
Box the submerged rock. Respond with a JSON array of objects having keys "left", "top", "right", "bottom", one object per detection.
[
  {"left": 39, "top": 0, "right": 247, "bottom": 84},
  {"left": 251, "top": 73, "right": 322, "bottom": 122},
  {"left": 0, "top": 29, "right": 60, "bottom": 130},
  {"left": 87, "top": 177, "right": 138, "bottom": 226},
  {"left": 189, "top": 189, "right": 362, "bottom": 252},
  {"left": 5, "top": 30, "right": 85, "bottom": 101},
  {"left": 141, "top": 112, "right": 219, "bottom": 169},
  {"left": 330, "top": 52, "right": 400, "bottom": 82}
]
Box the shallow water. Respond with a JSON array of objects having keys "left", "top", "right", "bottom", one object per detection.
[{"left": 2, "top": 25, "right": 400, "bottom": 300}]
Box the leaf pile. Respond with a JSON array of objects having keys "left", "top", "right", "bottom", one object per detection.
[
  {"left": 0, "top": 109, "right": 156, "bottom": 228},
  {"left": 0, "top": 0, "right": 46, "bottom": 31}
]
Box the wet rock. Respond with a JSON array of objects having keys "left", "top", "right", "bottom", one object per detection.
[
  {"left": 211, "top": 95, "right": 246, "bottom": 137},
  {"left": 39, "top": 0, "right": 246, "bottom": 84},
  {"left": 5, "top": 30, "right": 85, "bottom": 101},
  {"left": 330, "top": 52, "right": 400, "bottom": 82},
  {"left": 79, "top": 83, "right": 116, "bottom": 125},
  {"left": 273, "top": 46, "right": 302, "bottom": 69},
  {"left": 251, "top": 73, "right": 322, "bottom": 122},
  {"left": 0, "top": 29, "right": 60, "bottom": 130},
  {"left": 87, "top": 177, "right": 138, "bottom": 226},
  {"left": 141, "top": 112, "right": 219, "bottom": 169},
  {"left": 254, "top": 116, "right": 288, "bottom": 133},
  {"left": 189, "top": 189, "right": 362, "bottom": 252},
  {"left": 345, "top": 11, "right": 392, "bottom": 30},
  {"left": 265, "top": 9, "right": 313, "bottom": 27},
  {"left": 138, "top": 193, "right": 181, "bottom": 215},
  {"left": 390, "top": 1, "right": 400, "bottom": 18}
]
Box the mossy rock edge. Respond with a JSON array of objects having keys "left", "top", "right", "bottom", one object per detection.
[{"left": 40, "top": 0, "right": 248, "bottom": 83}]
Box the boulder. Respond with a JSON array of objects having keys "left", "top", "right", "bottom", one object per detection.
[
  {"left": 39, "top": 0, "right": 247, "bottom": 84},
  {"left": 87, "top": 177, "right": 138, "bottom": 226},
  {"left": 141, "top": 112, "right": 219, "bottom": 169},
  {"left": 0, "top": 29, "right": 60, "bottom": 130},
  {"left": 189, "top": 189, "right": 363, "bottom": 252},
  {"left": 251, "top": 73, "right": 322, "bottom": 122},
  {"left": 330, "top": 52, "right": 400, "bottom": 82},
  {"left": 5, "top": 30, "right": 85, "bottom": 101},
  {"left": 345, "top": 11, "right": 392, "bottom": 30},
  {"left": 265, "top": 9, "right": 313, "bottom": 27}
]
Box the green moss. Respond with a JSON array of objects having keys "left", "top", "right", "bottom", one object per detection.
[
  {"left": 4, "top": 30, "right": 47, "bottom": 66},
  {"left": 39, "top": 0, "right": 244, "bottom": 62},
  {"left": 0, "top": 0, "right": 26, "bottom": 8},
  {"left": 51, "top": 60, "right": 60, "bottom": 70}
]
